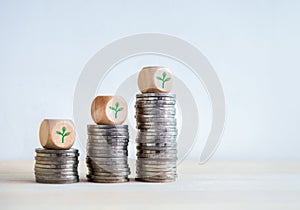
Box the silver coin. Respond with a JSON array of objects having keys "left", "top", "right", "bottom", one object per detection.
[
  {"left": 137, "top": 142, "right": 177, "bottom": 147},
  {"left": 35, "top": 174, "right": 79, "bottom": 180},
  {"left": 136, "top": 172, "right": 177, "bottom": 177},
  {"left": 138, "top": 130, "right": 178, "bottom": 135},
  {"left": 35, "top": 163, "right": 78, "bottom": 169},
  {"left": 35, "top": 171, "right": 78, "bottom": 176},
  {"left": 136, "top": 93, "right": 176, "bottom": 98},
  {"left": 137, "top": 157, "right": 178, "bottom": 162},
  {"left": 35, "top": 160, "right": 79, "bottom": 165},
  {"left": 87, "top": 143, "right": 128, "bottom": 149},
  {"left": 136, "top": 97, "right": 176, "bottom": 101},
  {"left": 136, "top": 101, "right": 176, "bottom": 106},
  {"left": 136, "top": 163, "right": 176, "bottom": 169},
  {"left": 86, "top": 156, "right": 128, "bottom": 161},
  {"left": 87, "top": 148, "right": 127, "bottom": 153},
  {"left": 34, "top": 167, "right": 78, "bottom": 173},
  {"left": 87, "top": 177, "right": 129, "bottom": 183},
  {"left": 136, "top": 118, "right": 176, "bottom": 123},
  {"left": 86, "top": 161, "right": 129, "bottom": 169},
  {"left": 87, "top": 170, "right": 130, "bottom": 176},
  {"left": 88, "top": 174, "right": 130, "bottom": 179},
  {"left": 87, "top": 132, "right": 129, "bottom": 137},
  {"left": 87, "top": 129, "right": 129, "bottom": 133},
  {"left": 136, "top": 110, "right": 176, "bottom": 115},
  {"left": 87, "top": 125, "right": 128, "bottom": 129},
  {"left": 135, "top": 177, "right": 175, "bottom": 183},
  {"left": 35, "top": 156, "right": 78, "bottom": 161},
  {"left": 135, "top": 114, "right": 176, "bottom": 118},
  {"left": 87, "top": 132, "right": 129, "bottom": 136},
  {"left": 35, "top": 148, "right": 78, "bottom": 154},
  {"left": 137, "top": 121, "right": 176, "bottom": 125},
  {"left": 136, "top": 146, "right": 177, "bottom": 151},
  {"left": 137, "top": 149, "right": 177, "bottom": 154},
  {"left": 87, "top": 166, "right": 129, "bottom": 172},
  {"left": 136, "top": 140, "right": 177, "bottom": 144},
  {"left": 36, "top": 178, "right": 79, "bottom": 184},
  {"left": 87, "top": 153, "right": 127, "bottom": 158},
  {"left": 88, "top": 138, "right": 129, "bottom": 143},
  {"left": 35, "top": 153, "right": 79, "bottom": 158},
  {"left": 87, "top": 127, "right": 128, "bottom": 132},
  {"left": 136, "top": 153, "right": 177, "bottom": 159},
  {"left": 86, "top": 145, "right": 127, "bottom": 150},
  {"left": 136, "top": 167, "right": 177, "bottom": 173},
  {"left": 88, "top": 135, "right": 129, "bottom": 139},
  {"left": 135, "top": 105, "right": 175, "bottom": 109},
  {"left": 87, "top": 164, "right": 130, "bottom": 170}
]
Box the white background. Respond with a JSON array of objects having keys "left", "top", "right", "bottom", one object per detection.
[{"left": 0, "top": 0, "right": 299, "bottom": 161}]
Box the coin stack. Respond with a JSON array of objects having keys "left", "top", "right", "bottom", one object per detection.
[
  {"left": 86, "top": 125, "right": 130, "bottom": 183},
  {"left": 34, "top": 148, "right": 79, "bottom": 184},
  {"left": 135, "top": 93, "right": 178, "bottom": 182}
]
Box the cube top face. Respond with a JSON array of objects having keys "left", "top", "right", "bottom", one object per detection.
[
  {"left": 39, "top": 119, "right": 76, "bottom": 149},
  {"left": 138, "top": 66, "right": 173, "bottom": 93},
  {"left": 91, "top": 96, "right": 128, "bottom": 125}
]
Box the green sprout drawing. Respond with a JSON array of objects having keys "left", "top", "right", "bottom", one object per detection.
[
  {"left": 109, "top": 102, "right": 124, "bottom": 119},
  {"left": 56, "top": 127, "right": 71, "bottom": 143},
  {"left": 156, "top": 72, "right": 171, "bottom": 88}
]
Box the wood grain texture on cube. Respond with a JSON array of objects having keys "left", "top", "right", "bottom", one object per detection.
[
  {"left": 39, "top": 119, "right": 76, "bottom": 150},
  {"left": 138, "top": 66, "right": 173, "bottom": 93},
  {"left": 91, "top": 96, "right": 128, "bottom": 125}
]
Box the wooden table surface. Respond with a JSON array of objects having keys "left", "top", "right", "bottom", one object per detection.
[{"left": 0, "top": 161, "right": 299, "bottom": 210}]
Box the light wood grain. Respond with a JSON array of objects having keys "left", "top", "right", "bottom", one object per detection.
[
  {"left": 0, "top": 161, "right": 299, "bottom": 210},
  {"left": 39, "top": 119, "right": 75, "bottom": 150},
  {"left": 91, "top": 96, "right": 128, "bottom": 125}
]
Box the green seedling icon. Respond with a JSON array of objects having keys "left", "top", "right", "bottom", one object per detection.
[
  {"left": 109, "top": 102, "right": 124, "bottom": 119},
  {"left": 56, "top": 126, "right": 71, "bottom": 143},
  {"left": 156, "top": 72, "right": 171, "bottom": 88}
]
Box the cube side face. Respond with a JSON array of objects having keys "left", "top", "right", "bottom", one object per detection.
[
  {"left": 39, "top": 120, "right": 49, "bottom": 147},
  {"left": 138, "top": 66, "right": 173, "bottom": 93},
  {"left": 91, "top": 96, "right": 128, "bottom": 125},
  {"left": 51, "top": 121, "right": 76, "bottom": 149},
  {"left": 91, "top": 96, "right": 107, "bottom": 124},
  {"left": 39, "top": 119, "right": 76, "bottom": 150},
  {"left": 105, "top": 96, "right": 128, "bottom": 125}
]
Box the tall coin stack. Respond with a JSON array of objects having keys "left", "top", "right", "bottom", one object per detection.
[
  {"left": 86, "top": 125, "right": 130, "bottom": 183},
  {"left": 87, "top": 96, "right": 130, "bottom": 183},
  {"left": 35, "top": 119, "right": 79, "bottom": 184},
  {"left": 135, "top": 67, "right": 177, "bottom": 182},
  {"left": 34, "top": 148, "right": 79, "bottom": 184}
]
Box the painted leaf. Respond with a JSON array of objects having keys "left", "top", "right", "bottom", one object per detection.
[
  {"left": 156, "top": 76, "right": 163, "bottom": 81},
  {"left": 118, "top": 107, "right": 124, "bottom": 112},
  {"left": 62, "top": 127, "right": 66, "bottom": 133},
  {"left": 115, "top": 102, "right": 119, "bottom": 109},
  {"left": 109, "top": 106, "right": 116, "bottom": 111},
  {"left": 64, "top": 132, "right": 71, "bottom": 137},
  {"left": 56, "top": 131, "right": 63, "bottom": 135},
  {"left": 165, "top": 78, "right": 171, "bottom": 82},
  {"left": 162, "top": 72, "right": 167, "bottom": 78}
]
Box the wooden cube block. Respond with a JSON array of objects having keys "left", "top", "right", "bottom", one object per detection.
[
  {"left": 138, "top": 66, "right": 173, "bottom": 93},
  {"left": 91, "top": 96, "right": 128, "bottom": 125},
  {"left": 39, "top": 119, "right": 76, "bottom": 150}
]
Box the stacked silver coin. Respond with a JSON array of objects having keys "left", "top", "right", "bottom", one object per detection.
[
  {"left": 135, "top": 93, "right": 178, "bottom": 182},
  {"left": 34, "top": 148, "right": 79, "bottom": 184},
  {"left": 86, "top": 125, "right": 130, "bottom": 183}
]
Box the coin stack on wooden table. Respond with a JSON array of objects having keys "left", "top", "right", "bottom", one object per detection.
[
  {"left": 87, "top": 96, "right": 130, "bottom": 183},
  {"left": 35, "top": 119, "right": 79, "bottom": 184},
  {"left": 135, "top": 66, "right": 178, "bottom": 182}
]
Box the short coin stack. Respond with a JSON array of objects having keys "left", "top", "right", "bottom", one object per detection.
[
  {"left": 34, "top": 148, "right": 79, "bottom": 184},
  {"left": 86, "top": 125, "right": 130, "bottom": 183},
  {"left": 135, "top": 93, "right": 178, "bottom": 182}
]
